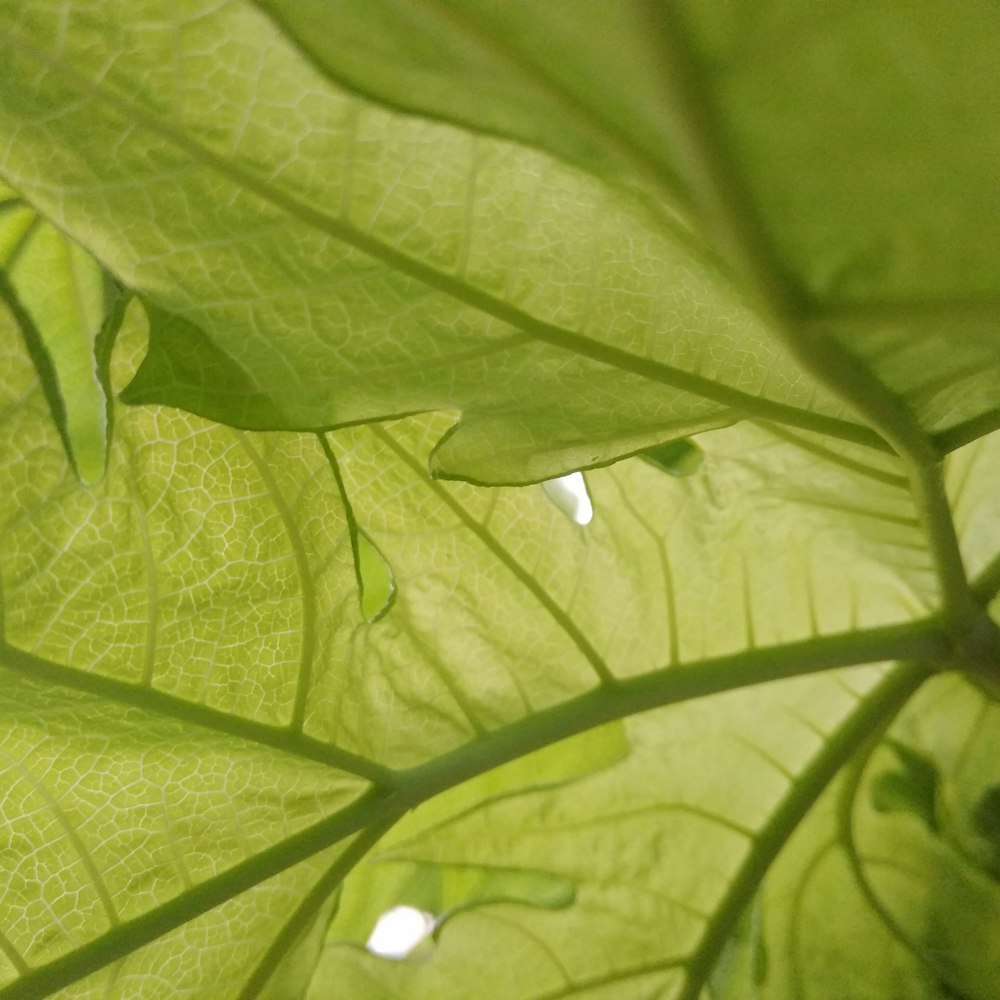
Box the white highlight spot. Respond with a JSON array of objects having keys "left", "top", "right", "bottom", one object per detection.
[
  {"left": 542, "top": 472, "right": 594, "bottom": 525},
  {"left": 366, "top": 905, "right": 435, "bottom": 959}
]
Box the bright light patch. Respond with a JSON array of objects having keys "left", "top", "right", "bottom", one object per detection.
[
  {"left": 542, "top": 472, "right": 594, "bottom": 525},
  {"left": 366, "top": 905, "right": 435, "bottom": 959}
]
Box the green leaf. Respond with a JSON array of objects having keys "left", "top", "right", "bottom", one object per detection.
[
  {"left": 0, "top": 181, "right": 119, "bottom": 485},
  {"left": 310, "top": 666, "right": 924, "bottom": 999},
  {"left": 0, "top": 0, "right": 881, "bottom": 484},
  {"left": 641, "top": 438, "right": 704, "bottom": 477},
  {"left": 870, "top": 740, "right": 940, "bottom": 832},
  {"left": 0, "top": 245, "right": 957, "bottom": 998},
  {"left": 0, "top": 3, "right": 999, "bottom": 999}
]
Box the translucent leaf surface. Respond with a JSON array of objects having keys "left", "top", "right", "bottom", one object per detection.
[
  {"left": 1, "top": 3, "right": 998, "bottom": 482},
  {"left": 0, "top": 0, "right": 880, "bottom": 484},
  {"left": 714, "top": 675, "right": 1000, "bottom": 1000},
  {"left": 0, "top": 229, "right": 973, "bottom": 999},
  {"left": 0, "top": 181, "right": 115, "bottom": 484},
  {"left": 1, "top": 3, "right": 999, "bottom": 999},
  {"left": 309, "top": 666, "right": 923, "bottom": 999}
]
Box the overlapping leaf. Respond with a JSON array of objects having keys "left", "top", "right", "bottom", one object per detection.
[
  {"left": 2, "top": 2, "right": 998, "bottom": 482},
  {"left": 0, "top": 0, "right": 877, "bottom": 485},
  {"left": 250, "top": 1, "right": 1000, "bottom": 449},
  {"left": 0, "top": 181, "right": 114, "bottom": 484}
]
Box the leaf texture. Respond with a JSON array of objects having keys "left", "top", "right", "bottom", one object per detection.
[{"left": 0, "top": 3, "right": 998, "bottom": 999}]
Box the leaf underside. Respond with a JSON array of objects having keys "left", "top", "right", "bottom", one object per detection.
[{"left": 0, "top": 3, "right": 998, "bottom": 1000}]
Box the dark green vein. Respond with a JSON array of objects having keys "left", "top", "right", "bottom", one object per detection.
[
  {"left": 0, "top": 642, "right": 393, "bottom": 786},
  {"left": 371, "top": 424, "right": 617, "bottom": 686},
  {"left": 8, "top": 29, "right": 886, "bottom": 453},
  {"left": 0, "top": 624, "right": 942, "bottom": 999},
  {"left": 391, "top": 622, "right": 946, "bottom": 805},
  {"left": 237, "top": 820, "right": 397, "bottom": 1000},
  {"left": 0, "top": 931, "right": 26, "bottom": 978}
]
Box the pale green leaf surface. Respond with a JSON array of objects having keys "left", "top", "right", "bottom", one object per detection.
[
  {"left": 316, "top": 415, "right": 936, "bottom": 764},
  {"left": 946, "top": 430, "right": 1000, "bottom": 585},
  {"left": 0, "top": 182, "right": 110, "bottom": 484},
  {"left": 54, "top": 845, "right": 352, "bottom": 1000},
  {"left": 214, "top": 1, "right": 1000, "bottom": 451},
  {"left": 0, "top": 303, "right": 367, "bottom": 732},
  {"left": 0, "top": 667, "right": 365, "bottom": 998},
  {"left": 0, "top": 281, "right": 385, "bottom": 997},
  {"left": 0, "top": 224, "right": 967, "bottom": 998},
  {"left": 0, "top": 0, "right": 881, "bottom": 484},
  {"left": 3, "top": 280, "right": 937, "bottom": 766},
  {"left": 1, "top": 286, "right": 938, "bottom": 769},
  {"left": 721, "top": 675, "right": 1000, "bottom": 1000},
  {"left": 310, "top": 665, "right": 919, "bottom": 999},
  {"left": 315, "top": 725, "right": 630, "bottom": 948},
  {"left": 0, "top": 4, "right": 999, "bottom": 998}
]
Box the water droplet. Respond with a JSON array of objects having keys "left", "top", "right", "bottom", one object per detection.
[
  {"left": 366, "top": 905, "right": 435, "bottom": 959},
  {"left": 542, "top": 472, "right": 593, "bottom": 525}
]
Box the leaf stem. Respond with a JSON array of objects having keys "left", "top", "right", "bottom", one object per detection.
[
  {"left": 677, "top": 661, "right": 929, "bottom": 1000},
  {"left": 236, "top": 820, "right": 397, "bottom": 1000},
  {"left": 391, "top": 623, "right": 946, "bottom": 805},
  {"left": 836, "top": 734, "right": 947, "bottom": 980},
  {"left": 906, "top": 461, "right": 979, "bottom": 633},
  {"left": 0, "top": 622, "right": 943, "bottom": 999}
]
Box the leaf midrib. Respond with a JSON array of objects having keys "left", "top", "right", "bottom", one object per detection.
[
  {"left": 0, "top": 624, "right": 944, "bottom": 1000},
  {"left": 518, "top": 663, "right": 928, "bottom": 1000},
  {"left": 4, "top": 27, "right": 887, "bottom": 453}
]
